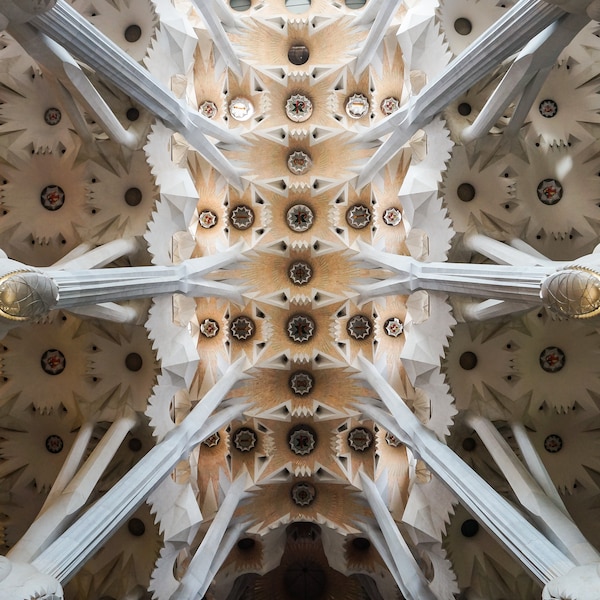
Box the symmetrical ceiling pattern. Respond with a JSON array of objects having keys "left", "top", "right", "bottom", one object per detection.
[{"left": 0, "top": 0, "right": 600, "bottom": 599}]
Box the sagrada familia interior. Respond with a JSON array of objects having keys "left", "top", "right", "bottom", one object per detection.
[{"left": 0, "top": 0, "right": 600, "bottom": 597}]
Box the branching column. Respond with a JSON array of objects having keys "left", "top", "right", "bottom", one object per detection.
[
  {"left": 359, "top": 473, "right": 439, "bottom": 600},
  {"left": 31, "top": 358, "right": 249, "bottom": 583},
  {"left": 355, "top": 355, "right": 575, "bottom": 584}
]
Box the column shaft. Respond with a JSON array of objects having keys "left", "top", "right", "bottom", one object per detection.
[{"left": 356, "top": 356, "right": 575, "bottom": 584}]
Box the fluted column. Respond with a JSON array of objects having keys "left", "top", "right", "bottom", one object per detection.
[
  {"left": 355, "top": 355, "right": 575, "bottom": 584},
  {"left": 354, "top": 241, "right": 551, "bottom": 304},
  {"left": 465, "top": 413, "right": 600, "bottom": 566},
  {"left": 30, "top": 0, "right": 243, "bottom": 188},
  {"left": 353, "top": 0, "right": 403, "bottom": 77},
  {"left": 356, "top": 0, "right": 567, "bottom": 187},
  {"left": 359, "top": 472, "right": 439, "bottom": 600},
  {"left": 172, "top": 481, "right": 251, "bottom": 599},
  {"left": 10, "top": 412, "right": 139, "bottom": 562},
  {"left": 31, "top": 359, "right": 249, "bottom": 582}
]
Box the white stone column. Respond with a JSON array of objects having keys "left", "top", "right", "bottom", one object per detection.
[
  {"left": 354, "top": 241, "right": 551, "bottom": 304},
  {"left": 48, "top": 238, "right": 140, "bottom": 271},
  {"left": 465, "top": 413, "right": 600, "bottom": 566},
  {"left": 452, "top": 298, "right": 534, "bottom": 322},
  {"left": 359, "top": 472, "right": 439, "bottom": 600},
  {"left": 510, "top": 422, "right": 567, "bottom": 513},
  {"left": 191, "top": 0, "right": 242, "bottom": 77},
  {"left": 65, "top": 302, "right": 144, "bottom": 325},
  {"left": 173, "top": 492, "right": 251, "bottom": 599},
  {"left": 10, "top": 412, "right": 138, "bottom": 562},
  {"left": 463, "top": 233, "right": 554, "bottom": 267},
  {"left": 31, "top": 358, "right": 248, "bottom": 583},
  {"left": 353, "top": 0, "right": 403, "bottom": 77},
  {"left": 355, "top": 355, "right": 575, "bottom": 584},
  {"left": 30, "top": 0, "right": 243, "bottom": 188},
  {"left": 461, "top": 12, "right": 587, "bottom": 144},
  {"left": 356, "top": 0, "right": 568, "bottom": 187}
]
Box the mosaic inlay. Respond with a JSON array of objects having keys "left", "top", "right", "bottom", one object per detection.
[
  {"left": 287, "top": 314, "right": 315, "bottom": 343},
  {"left": 289, "top": 371, "right": 314, "bottom": 395},
  {"left": 348, "top": 427, "right": 373, "bottom": 452},
  {"left": 199, "top": 210, "right": 218, "bottom": 229},
  {"left": 346, "top": 204, "right": 371, "bottom": 229},
  {"left": 287, "top": 150, "right": 313, "bottom": 175},
  {"left": 230, "top": 205, "right": 254, "bottom": 230},
  {"left": 347, "top": 315, "right": 372, "bottom": 340},
  {"left": 44, "top": 107, "right": 62, "bottom": 126},
  {"left": 384, "top": 317, "right": 404, "bottom": 337},
  {"left": 345, "top": 93, "right": 369, "bottom": 119},
  {"left": 200, "top": 318, "right": 219, "bottom": 338},
  {"left": 382, "top": 207, "right": 402, "bottom": 226},
  {"left": 40, "top": 185, "right": 65, "bottom": 211},
  {"left": 287, "top": 204, "right": 314, "bottom": 232},
  {"left": 230, "top": 316, "right": 255, "bottom": 340},
  {"left": 291, "top": 481, "right": 316, "bottom": 506},
  {"left": 380, "top": 97, "right": 400, "bottom": 116},
  {"left": 41, "top": 349, "right": 66, "bottom": 375},
  {"left": 539, "top": 99, "right": 558, "bottom": 118},
  {"left": 544, "top": 434, "right": 563, "bottom": 453},
  {"left": 288, "top": 425, "right": 317, "bottom": 455},
  {"left": 537, "top": 179, "right": 563, "bottom": 205},
  {"left": 45, "top": 434, "right": 64, "bottom": 454},
  {"left": 200, "top": 100, "right": 218, "bottom": 119},
  {"left": 288, "top": 261, "right": 312, "bottom": 285},
  {"left": 229, "top": 97, "right": 254, "bottom": 121},
  {"left": 233, "top": 427, "right": 257, "bottom": 452},
  {"left": 203, "top": 432, "right": 221, "bottom": 448},
  {"left": 539, "top": 346, "right": 565, "bottom": 373},
  {"left": 285, "top": 94, "right": 313, "bottom": 122}
]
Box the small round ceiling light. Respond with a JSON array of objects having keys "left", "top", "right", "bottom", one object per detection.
[
  {"left": 200, "top": 318, "right": 219, "bottom": 338},
  {"left": 289, "top": 371, "right": 314, "bottom": 395},
  {"left": 125, "top": 352, "right": 143, "bottom": 372},
  {"left": 345, "top": 93, "right": 369, "bottom": 119},
  {"left": 41, "top": 349, "right": 66, "bottom": 375},
  {"left": 454, "top": 18, "right": 472, "bottom": 35},
  {"left": 457, "top": 183, "right": 476, "bottom": 202},
  {"left": 382, "top": 207, "right": 402, "bottom": 226},
  {"left": 459, "top": 351, "right": 478, "bottom": 370},
  {"left": 40, "top": 185, "right": 65, "bottom": 211},
  {"left": 203, "top": 432, "right": 220, "bottom": 448},
  {"left": 537, "top": 179, "right": 563, "bottom": 205},
  {"left": 346, "top": 204, "right": 371, "bottom": 229},
  {"left": 539, "top": 99, "right": 558, "bottom": 118},
  {"left": 288, "top": 45, "right": 310, "bottom": 65},
  {"left": 124, "top": 24, "right": 142, "bottom": 43},
  {"left": 287, "top": 204, "right": 314, "bottom": 232},
  {"left": 229, "top": 97, "right": 254, "bottom": 121},
  {"left": 230, "top": 205, "right": 254, "bottom": 230},
  {"left": 539, "top": 346, "right": 565, "bottom": 373},
  {"left": 291, "top": 481, "right": 316, "bottom": 506},
  {"left": 124, "top": 187, "right": 142, "bottom": 207},
  {"left": 288, "top": 425, "right": 317, "bottom": 455},
  {"left": 233, "top": 427, "right": 257, "bottom": 452},
  {"left": 384, "top": 317, "right": 404, "bottom": 337},
  {"left": 200, "top": 101, "right": 218, "bottom": 119},
  {"left": 287, "top": 150, "right": 312, "bottom": 175},
  {"left": 380, "top": 97, "right": 400, "bottom": 116},
  {"left": 45, "top": 434, "right": 64, "bottom": 454},
  {"left": 348, "top": 427, "right": 373, "bottom": 451},
  {"left": 285, "top": 94, "right": 313, "bottom": 123},
  {"left": 347, "top": 315, "right": 372, "bottom": 340},
  {"left": 287, "top": 314, "right": 315, "bottom": 343},
  {"left": 199, "top": 210, "right": 218, "bottom": 229},
  {"left": 44, "top": 108, "right": 61, "bottom": 126},
  {"left": 230, "top": 316, "right": 255, "bottom": 341},
  {"left": 288, "top": 261, "right": 313, "bottom": 285},
  {"left": 461, "top": 519, "right": 479, "bottom": 537},
  {"left": 544, "top": 434, "right": 563, "bottom": 453}
]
